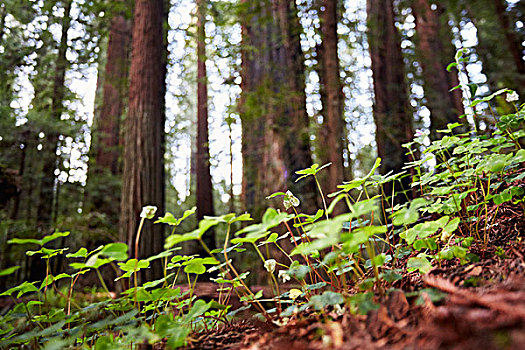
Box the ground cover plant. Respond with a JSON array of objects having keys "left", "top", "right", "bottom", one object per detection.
[{"left": 1, "top": 72, "right": 525, "bottom": 348}]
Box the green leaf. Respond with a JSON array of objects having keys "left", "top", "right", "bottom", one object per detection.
[
  {"left": 100, "top": 243, "right": 128, "bottom": 261},
  {"left": 413, "top": 238, "right": 437, "bottom": 251},
  {"left": 266, "top": 192, "right": 287, "bottom": 199},
  {"left": 392, "top": 198, "right": 430, "bottom": 226},
  {"left": 117, "top": 259, "right": 150, "bottom": 272},
  {"left": 371, "top": 253, "right": 387, "bottom": 267},
  {"left": 349, "top": 292, "right": 379, "bottom": 315},
  {"left": 184, "top": 299, "right": 211, "bottom": 322},
  {"left": 66, "top": 247, "right": 88, "bottom": 258},
  {"left": 155, "top": 207, "right": 196, "bottom": 226},
  {"left": 407, "top": 256, "right": 432, "bottom": 274},
  {"left": 446, "top": 62, "right": 457, "bottom": 72},
  {"left": 8, "top": 237, "right": 42, "bottom": 246},
  {"left": 310, "top": 291, "right": 344, "bottom": 310},
  {"left": 0, "top": 281, "right": 39, "bottom": 297},
  {"left": 291, "top": 215, "right": 351, "bottom": 256},
  {"left": 184, "top": 263, "right": 206, "bottom": 274},
  {"left": 41, "top": 231, "right": 70, "bottom": 245},
  {"left": 0, "top": 266, "right": 20, "bottom": 277},
  {"left": 228, "top": 213, "right": 253, "bottom": 224},
  {"left": 349, "top": 198, "right": 378, "bottom": 217}
]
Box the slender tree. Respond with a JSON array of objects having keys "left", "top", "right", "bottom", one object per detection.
[
  {"left": 120, "top": 0, "right": 166, "bottom": 281},
  {"left": 412, "top": 0, "right": 466, "bottom": 140},
  {"left": 367, "top": 0, "right": 414, "bottom": 201},
  {"left": 317, "top": 0, "right": 346, "bottom": 208},
  {"left": 195, "top": 0, "right": 215, "bottom": 250},
  {"left": 36, "top": 0, "right": 72, "bottom": 229}
]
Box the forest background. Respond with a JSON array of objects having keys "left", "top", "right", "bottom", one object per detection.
[{"left": 0, "top": 0, "right": 524, "bottom": 287}]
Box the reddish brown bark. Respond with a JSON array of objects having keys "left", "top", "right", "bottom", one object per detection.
[
  {"left": 120, "top": 0, "right": 165, "bottom": 280},
  {"left": 196, "top": 0, "right": 215, "bottom": 249},
  {"left": 367, "top": 0, "right": 414, "bottom": 201},
  {"left": 86, "top": 6, "right": 131, "bottom": 224},
  {"left": 95, "top": 12, "right": 130, "bottom": 175},
  {"left": 239, "top": 0, "right": 317, "bottom": 218},
  {"left": 317, "top": 0, "right": 346, "bottom": 211},
  {"left": 412, "top": 0, "right": 466, "bottom": 140}
]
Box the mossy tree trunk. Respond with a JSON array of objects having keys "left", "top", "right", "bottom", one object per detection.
[{"left": 239, "top": 0, "right": 317, "bottom": 219}]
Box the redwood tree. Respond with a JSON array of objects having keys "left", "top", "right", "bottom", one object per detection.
[
  {"left": 120, "top": 0, "right": 166, "bottom": 280},
  {"left": 367, "top": 0, "right": 414, "bottom": 201},
  {"left": 317, "top": 0, "right": 345, "bottom": 208},
  {"left": 240, "top": 0, "right": 317, "bottom": 218},
  {"left": 195, "top": 0, "right": 215, "bottom": 250},
  {"left": 86, "top": 3, "right": 131, "bottom": 224},
  {"left": 412, "top": 0, "right": 465, "bottom": 140}
]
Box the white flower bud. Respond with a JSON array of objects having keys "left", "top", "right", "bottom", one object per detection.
[
  {"left": 140, "top": 205, "right": 157, "bottom": 219},
  {"left": 506, "top": 91, "right": 519, "bottom": 103},
  {"left": 278, "top": 270, "right": 290, "bottom": 283},
  {"left": 264, "top": 259, "right": 276, "bottom": 273}
]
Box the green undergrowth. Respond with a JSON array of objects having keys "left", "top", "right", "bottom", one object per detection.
[{"left": 1, "top": 79, "right": 524, "bottom": 348}]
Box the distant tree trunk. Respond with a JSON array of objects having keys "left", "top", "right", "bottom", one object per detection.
[
  {"left": 86, "top": 5, "right": 131, "bottom": 225},
  {"left": 0, "top": 3, "right": 6, "bottom": 46},
  {"left": 412, "top": 0, "right": 466, "bottom": 140},
  {"left": 120, "top": 0, "right": 165, "bottom": 281},
  {"left": 196, "top": 0, "right": 215, "bottom": 250},
  {"left": 367, "top": 0, "right": 414, "bottom": 202},
  {"left": 464, "top": 0, "right": 524, "bottom": 98},
  {"left": 317, "top": 0, "right": 345, "bottom": 211},
  {"left": 36, "top": 0, "right": 72, "bottom": 229},
  {"left": 493, "top": 0, "right": 525, "bottom": 82},
  {"left": 240, "top": 0, "right": 317, "bottom": 218},
  {"left": 31, "top": 0, "right": 72, "bottom": 281}
]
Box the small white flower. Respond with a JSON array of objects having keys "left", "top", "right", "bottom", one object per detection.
[
  {"left": 278, "top": 270, "right": 290, "bottom": 283},
  {"left": 506, "top": 91, "right": 519, "bottom": 103},
  {"left": 414, "top": 129, "right": 425, "bottom": 137},
  {"left": 264, "top": 259, "right": 276, "bottom": 273},
  {"left": 140, "top": 205, "right": 157, "bottom": 219},
  {"left": 333, "top": 304, "right": 345, "bottom": 316},
  {"left": 272, "top": 317, "right": 289, "bottom": 327},
  {"left": 283, "top": 190, "right": 300, "bottom": 210}
]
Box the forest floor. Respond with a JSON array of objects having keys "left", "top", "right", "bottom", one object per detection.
[{"left": 176, "top": 200, "right": 525, "bottom": 350}]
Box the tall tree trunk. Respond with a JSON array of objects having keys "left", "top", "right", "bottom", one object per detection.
[
  {"left": 240, "top": 0, "right": 317, "bottom": 218},
  {"left": 317, "top": 0, "right": 345, "bottom": 211},
  {"left": 86, "top": 5, "right": 131, "bottom": 224},
  {"left": 120, "top": 0, "right": 165, "bottom": 281},
  {"left": 240, "top": 0, "right": 275, "bottom": 219},
  {"left": 367, "top": 0, "right": 414, "bottom": 202},
  {"left": 412, "top": 0, "right": 466, "bottom": 140},
  {"left": 196, "top": 0, "right": 215, "bottom": 250}
]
